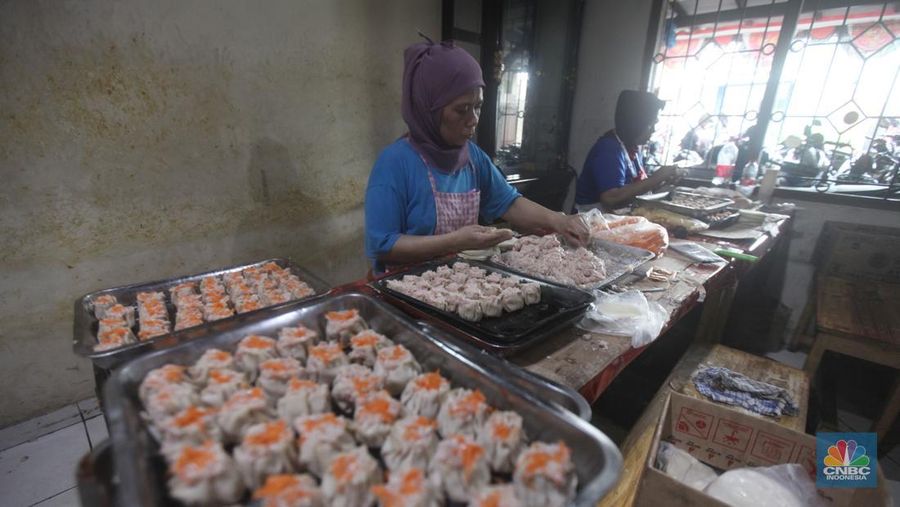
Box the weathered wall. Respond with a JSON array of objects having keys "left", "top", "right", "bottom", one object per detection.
[
  {"left": 0, "top": 0, "right": 440, "bottom": 426},
  {"left": 567, "top": 0, "right": 654, "bottom": 175}
]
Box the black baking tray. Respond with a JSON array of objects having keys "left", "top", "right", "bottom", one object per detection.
[{"left": 369, "top": 258, "right": 594, "bottom": 351}]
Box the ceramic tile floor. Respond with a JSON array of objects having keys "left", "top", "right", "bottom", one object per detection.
[{"left": 0, "top": 398, "right": 106, "bottom": 507}]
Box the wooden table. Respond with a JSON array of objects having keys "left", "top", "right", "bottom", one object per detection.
[
  {"left": 804, "top": 275, "right": 900, "bottom": 443},
  {"left": 511, "top": 216, "right": 791, "bottom": 404}
]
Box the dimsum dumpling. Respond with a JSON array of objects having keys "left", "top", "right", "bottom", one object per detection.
[
  {"left": 321, "top": 446, "right": 382, "bottom": 507},
  {"left": 348, "top": 330, "right": 392, "bottom": 367},
  {"left": 331, "top": 364, "right": 385, "bottom": 414},
  {"left": 437, "top": 388, "right": 490, "bottom": 438},
  {"left": 478, "top": 411, "right": 526, "bottom": 473},
  {"left": 293, "top": 413, "right": 356, "bottom": 477},
  {"left": 200, "top": 369, "right": 249, "bottom": 407},
  {"left": 189, "top": 349, "right": 235, "bottom": 381},
  {"left": 374, "top": 345, "right": 422, "bottom": 396},
  {"left": 372, "top": 467, "right": 440, "bottom": 507},
  {"left": 258, "top": 357, "right": 306, "bottom": 399},
  {"left": 306, "top": 343, "right": 349, "bottom": 385},
  {"left": 167, "top": 441, "right": 244, "bottom": 506},
  {"left": 234, "top": 335, "right": 278, "bottom": 380},
  {"left": 513, "top": 441, "right": 577, "bottom": 507},
  {"left": 324, "top": 309, "right": 368, "bottom": 346},
  {"left": 351, "top": 390, "right": 402, "bottom": 448},
  {"left": 428, "top": 434, "right": 490, "bottom": 503},
  {"left": 252, "top": 474, "right": 324, "bottom": 507},
  {"left": 277, "top": 325, "right": 319, "bottom": 363},
  {"left": 161, "top": 405, "right": 222, "bottom": 446},
  {"left": 233, "top": 420, "right": 298, "bottom": 489},
  {"left": 400, "top": 372, "right": 450, "bottom": 419},
  {"left": 217, "top": 387, "right": 272, "bottom": 443},
  {"left": 277, "top": 378, "right": 331, "bottom": 422},
  {"left": 381, "top": 416, "right": 439, "bottom": 472},
  {"left": 470, "top": 485, "right": 523, "bottom": 507}
]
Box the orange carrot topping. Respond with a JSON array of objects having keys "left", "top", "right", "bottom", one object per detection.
[
  {"left": 351, "top": 375, "right": 379, "bottom": 396},
  {"left": 372, "top": 468, "right": 424, "bottom": 507},
  {"left": 455, "top": 437, "right": 485, "bottom": 478},
  {"left": 522, "top": 442, "right": 570, "bottom": 476},
  {"left": 284, "top": 327, "right": 310, "bottom": 338},
  {"left": 358, "top": 396, "right": 397, "bottom": 422},
  {"left": 260, "top": 359, "right": 295, "bottom": 374},
  {"left": 309, "top": 343, "right": 341, "bottom": 362},
  {"left": 246, "top": 420, "right": 289, "bottom": 447},
  {"left": 398, "top": 468, "right": 424, "bottom": 494},
  {"left": 162, "top": 365, "right": 186, "bottom": 383},
  {"left": 173, "top": 443, "right": 215, "bottom": 476},
  {"left": 299, "top": 413, "right": 339, "bottom": 433},
  {"left": 253, "top": 474, "right": 298, "bottom": 498},
  {"left": 480, "top": 491, "right": 502, "bottom": 507},
  {"left": 326, "top": 310, "right": 357, "bottom": 322},
  {"left": 414, "top": 372, "right": 445, "bottom": 391},
  {"left": 173, "top": 406, "right": 210, "bottom": 428},
  {"left": 351, "top": 332, "right": 378, "bottom": 348},
  {"left": 449, "top": 390, "right": 487, "bottom": 417},
  {"left": 330, "top": 453, "right": 357, "bottom": 482},
  {"left": 101, "top": 327, "right": 130, "bottom": 341},
  {"left": 242, "top": 335, "right": 274, "bottom": 349},
  {"left": 100, "top": 318, "right": 126, "bottom": 328},
  {"left": 209, "top": 350, "right": 230, "bottom": 362},
  {"left": 288, "top": 378, "right": 318, "bottom": 391},
  {"left": 379, "top": 345, "right": 409, "bottom": 362},
  {"left": 225, "top": 387, "right": 265, "bottom": 409},
  {"left": 492, "top": 421, "right": 513, "bottom": 440},
  {"left": 402, "top": 417, "right": 436, "bottom": 442},
  {"left": 262, "top": 262, "right": 281, "bottom": 272},
  {"left": 207, "top": 369, "right": 235, "bottom": 384}
]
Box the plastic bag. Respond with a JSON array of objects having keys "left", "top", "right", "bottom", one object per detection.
[
  {"left": 704, "top": 463, "right": 825, "bottom": 507},
  {"left": 656, "top": 442, "right": 718, "bottom": 491},
  {"left": 577, "top": 290, "right": 668, "bottom": 348},
  {"left": 584, "top": 212, "right": 670, "bottom": 257},
  {"left": 631, "top": 207, "right": 709, "bottom": 233}
]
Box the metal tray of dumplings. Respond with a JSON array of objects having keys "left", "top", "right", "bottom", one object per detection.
[
  {"left": 486, "top": 238, "right": 655, "bottom": 291},
  {"left": 74, "top": 258, "right": 330, "bottom": 370},
  {"left": 104, "top": 292, "right": 622, "bottom": 507},
  {"left": 369, "top": 258, "right": 594, "bottom": 353},
  {"left": 634, "top": 189, "right": 734, "bottom": 218}
]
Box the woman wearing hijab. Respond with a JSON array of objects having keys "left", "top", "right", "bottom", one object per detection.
[
  {"left": 574, "top": 90, "right": 680, "bottom": 211},
  {"left": 365, "top": 39, "right": 588, "bottom": 274}
]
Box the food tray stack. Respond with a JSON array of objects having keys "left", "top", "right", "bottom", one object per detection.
[
  {"left": 74, "top": 258, "right": 330, "bottom": 370},
  {"left": 103, "top": 292, "right": 622, "bottom": 506}
]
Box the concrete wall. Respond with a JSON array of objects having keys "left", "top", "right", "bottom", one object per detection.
[
  {"left": 567, "top": 0, "right": 654, "bottom": 175},
  {"left": 0, "top": 0, "right": 440, "bottom": 427}
]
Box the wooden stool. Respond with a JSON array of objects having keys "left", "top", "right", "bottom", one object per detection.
[{"left": 804, "top": 276, "right": 900, "bottom": 449}]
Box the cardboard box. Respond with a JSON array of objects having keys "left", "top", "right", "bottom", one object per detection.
[{"left": 633, "top": 392, "right": 889, "bottom": 506}]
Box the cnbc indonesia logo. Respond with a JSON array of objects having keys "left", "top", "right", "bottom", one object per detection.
[{"left": 822, "top": 439, "right": 871, "bottom": 482}]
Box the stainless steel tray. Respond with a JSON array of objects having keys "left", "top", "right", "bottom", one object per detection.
[
  {"left": 487, "top": 238, "right": 655, "bottom": 291},
  {"left": 634, "top": 189, "right": 733, "bottom": 218},
  {"left": 74, "top": 258, "right": 330, "bottom": 370},
  {"left": 104, "top": 292, "right": 621, "bottom": 507}
]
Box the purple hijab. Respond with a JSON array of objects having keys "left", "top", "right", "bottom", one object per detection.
[{"left": 402, "top": 40, "right": 485, "bottom": 173}]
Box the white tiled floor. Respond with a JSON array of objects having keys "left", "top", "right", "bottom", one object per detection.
[{"left": 0, "top": 398, "right": 102, "bottom": 507}]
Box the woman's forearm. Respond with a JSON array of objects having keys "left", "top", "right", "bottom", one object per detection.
[
  {"left": 599, "top": 177, "right": 660, "bottom": 209},
  {"left": 379, "top": 233, "right": 459, "bottom": 265},
  {"left": 501, "top": 197, "right": 560, "bottom": 233}
]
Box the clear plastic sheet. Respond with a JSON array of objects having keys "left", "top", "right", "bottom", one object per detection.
[{"left": 577, "top": 290, "right": 667, "bottom": 348}]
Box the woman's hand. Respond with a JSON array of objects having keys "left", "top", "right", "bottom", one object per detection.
[
  {"left": 450, "top": 225, "right": 514, "bottom": 250},
  {"left": 551, "top": 213, "right": 590, "bottom": 247},
  {"left": 649, "top": 165, "right": 681, "bottom": 186}
]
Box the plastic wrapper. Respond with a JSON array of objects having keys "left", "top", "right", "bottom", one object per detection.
[
  {"left": 704, "top": 463, "right": 825, "bottom": 507},
  {"left": 576, "top": 290, "right": 667, "bottom": 348},
  {"left": 581, "top": 210, "right": 669, "bottom": 257},
  {"left": 655, "top": 441, "right": 717, "bottom": 491},
  {"left": 631, "top": 207, "right": 709, "bottom": 233}
]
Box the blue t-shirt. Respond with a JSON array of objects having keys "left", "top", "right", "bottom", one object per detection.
[
  {"left": 365, "top": 139, "right": 520, "bottom": 271},
  {"left": 574, "top": 134, "right": 643, "bottom": 205}
]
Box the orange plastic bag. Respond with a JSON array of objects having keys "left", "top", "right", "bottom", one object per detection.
[{"left": 582, "top": 211, "right": 669, "bottom": 257}]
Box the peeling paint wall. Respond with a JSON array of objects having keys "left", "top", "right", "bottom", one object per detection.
[{"left": 0, "top": 0, "right": 440, "bottom": 426}]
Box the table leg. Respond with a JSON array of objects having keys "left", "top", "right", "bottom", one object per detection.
[
  {"left": 803, "top": 333, "right": 828, "bottom": 378},
  {"left": 872, "top": 374, "right": 900, "bottom": 452}
]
